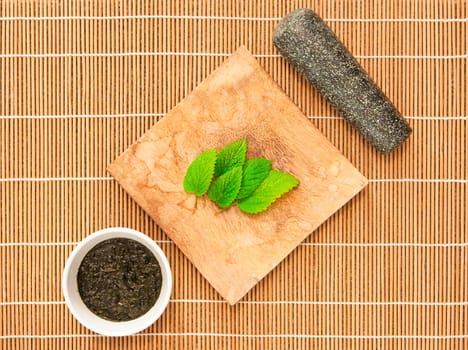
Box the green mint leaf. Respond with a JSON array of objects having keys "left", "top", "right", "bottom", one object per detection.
[
  {"left": 183, "top": 148, "right": 217, "bottom": 196},
  {"left": 237, "top": 158, "right": 272, "bottom": 200},
  {"left": 214, "top": 139, "right": 247, "bottom": 177},
  {"left": 208, "top": 166, "right": 243, "bottom": 209},
  {"left": 238, "top": 170, "right": 299, "bottom": 214}
]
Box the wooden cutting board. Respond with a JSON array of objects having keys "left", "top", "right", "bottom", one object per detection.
[{"left": 108, "top": 47, "right": 367, "bottom": 305}]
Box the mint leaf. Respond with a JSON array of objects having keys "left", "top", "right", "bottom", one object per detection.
[
  {"left": 238, "top": 170, "right": 299, "bottom": 214},
  {"left": 214, "top": 139, "right": 247, "bottom": 177},
  {"left": 183, "top": 148, "right": 217, "bottom": 196},
  {"left": 208, "top": 166, "right": 242, "bottom": 209},
  {"left": 237, "top": 158, "right": 272, "bottom": 200}
]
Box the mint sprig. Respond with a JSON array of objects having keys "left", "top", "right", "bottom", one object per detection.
[
  {"left": 183, "top": 139, "right": 299, "bottom": 214},
  {"left": 214, "top": 139, "right": 247, "bottom": 177},
  {"left": 238, "top": 170, "right": 299, "bottom": 214},
  {"left": 183, "top": 148, "right": 217, "bottom": 207},
  {"left": 237, "top": 158, "right": 272, "bottom": 200},
  {"left": 208, "top": 166, "right": 242, "bottom": 209}
]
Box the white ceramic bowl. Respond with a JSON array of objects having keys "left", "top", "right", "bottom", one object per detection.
[{"left": 62, "top": 227, "right": 172, "bottom": 336}]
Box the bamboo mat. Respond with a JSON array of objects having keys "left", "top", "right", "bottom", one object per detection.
[{"left": 0, "top": 0, "right": 467, "bottom": 349}]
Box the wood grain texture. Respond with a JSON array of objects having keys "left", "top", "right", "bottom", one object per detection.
[
  {"left": 1, "top": 0, "right": 467, "bottom": 349},
  {"left": 108, "top": 47, "right": 367, "bottom": 304}
]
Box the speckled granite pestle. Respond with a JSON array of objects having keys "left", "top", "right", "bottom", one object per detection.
[{"left": 273, "top": 9, "right": 411, "bottom": 153}]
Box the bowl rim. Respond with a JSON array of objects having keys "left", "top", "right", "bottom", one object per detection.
[{"left": 62, "top": 227, "right": 172, "bottom": 336}]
